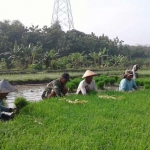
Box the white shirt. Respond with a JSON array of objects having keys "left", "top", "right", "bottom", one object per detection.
[
  {"left": 132, "top": 65, "right": 137, "bottom": 79},
  {"left": 76, "top": 79, "right": 97, "bottom": 95}
]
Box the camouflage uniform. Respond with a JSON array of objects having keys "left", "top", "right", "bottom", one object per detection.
[{"left": 42, "top": 79, "right": 65, "bottom": 99}]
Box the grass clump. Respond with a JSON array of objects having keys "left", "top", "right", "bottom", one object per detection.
[{"left": 14, "top": 97, "right": 29, "bottom": 112}]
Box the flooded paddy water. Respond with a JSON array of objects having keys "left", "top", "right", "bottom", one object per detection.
[
  {"left": 5, "top": 84, "right": 119, "bottom": 108},
  {"left": 6, "top": 84, "right": 47, "bottom": 108}
]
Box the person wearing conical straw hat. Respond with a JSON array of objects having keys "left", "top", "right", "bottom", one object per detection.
[
  {"left": 76, "top": 70, "right": 97, "bottom": 95},
  {"left": 0, "top": 79, "right": 17, "bottom": 121}
]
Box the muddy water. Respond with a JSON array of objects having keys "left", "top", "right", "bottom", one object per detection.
[
  {"left": 5, "top": 84, "right": 119, "bottom": 108},
  {"left": 6, "top": 84, "right": 47, "bottom": 108}
]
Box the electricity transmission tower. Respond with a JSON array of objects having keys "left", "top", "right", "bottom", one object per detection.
[{"left": 51, "top": 0, "right": 74, "bottom": 31}]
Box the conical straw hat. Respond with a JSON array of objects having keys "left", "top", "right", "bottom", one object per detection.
[
  {"left": 82, "top": 70, "right": 97, "bottom": 78},
  {"left": 0, "top": 79, "right": 17, "bottom": 93}
]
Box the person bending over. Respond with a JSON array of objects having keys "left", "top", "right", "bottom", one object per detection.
[
  {"left": 119, "top": 70, "right": 138, "bottom": 92},
  {"left": 0, "top": 79, "right": 16, "bottom": 121},
  {"left": 76, "top": 70, "right": 97, "bottom": 95},
  {"left": 132, "top": 64, "right": 140, "bottom": 79},
  {"left": 0, "top": 96, "right": 14, "bottom": 121},
  {"left": 42, "top": 73, "right": 70, "bottom": 99}
]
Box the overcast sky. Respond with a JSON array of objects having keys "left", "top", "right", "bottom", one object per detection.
[{"left": 0, "top": 0, "right": 150, "bottom": 46}]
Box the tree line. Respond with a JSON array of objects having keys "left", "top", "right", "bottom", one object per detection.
[{"left": 0, "top": 20, "right": 150, "bottom": 70}]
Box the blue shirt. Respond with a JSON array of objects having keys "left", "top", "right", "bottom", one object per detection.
[
  {"left": 0, "top": 100, "right": 10, "bottom": 117},
  {"left": 119, "top": 78, "right": 138, "bottom": 92}
]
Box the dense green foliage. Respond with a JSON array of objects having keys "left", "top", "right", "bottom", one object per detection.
[
  {"left": 1, "top": 91, "right": 150, "bottom": 149},
  {"left": 0, "top": 20, "right": 150, "bottom": 70}
]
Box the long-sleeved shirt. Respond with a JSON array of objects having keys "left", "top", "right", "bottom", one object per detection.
[
  {"left": 76, "top": 79, "right": 97, "bottom": 95},
  {"left": 0, "top": 100, "right": 10, "bottom": 117},
  {"left": 132, "top": 65, "right": 138, "bottom": 79},
  {"left": 47, "top": 79, "right": 65, "bottom": 97},
  {"left": 119, "top": 78, "right": 138, "bottom": 92}
]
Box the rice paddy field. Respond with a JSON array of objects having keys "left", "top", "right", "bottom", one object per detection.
[
  {"left": 0, "top": 69, "right": 149, "bottom": 83},
  {"left": 1, "top": 70, "right": 150, "bottom": 149},
  {"left": 1, "top": 90, "right": 150, "bottom": 149}
]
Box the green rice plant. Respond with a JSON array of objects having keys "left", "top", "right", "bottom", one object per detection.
[
  {"left": 97, "top": 81, "right": 105, "bottom": 89},
  {"left": 113, "top": 75, "right": 119, "bottom": 82},
  {"left": 0, "top": 70, "right": 149, "bottom": 85},
  {"left": 144, "top": 84, "right": 150, "bottom": 89},
  {"left": 136, "top": 80, "right": 144, "bottom": 86},
  {"left": 102, "top": 78, "right": 109, "bottom": 85},
  {"left": 66, "top": 82, "right": 76, "bottom": 92},
  {"left": 117, "top": 77, "right": 122, "bottom": 84},
  {"left": 1, "top": 91, "right": 150, "bottom": 149},
  {"left": 144, "top": 81, "right": 150, "bottom": 89},
  {"left": 71, "top": 78, "right": 81, "bottom": 86},
  {"left": 88, "top": 90, "right": 98, "bottom": 95},
  {"left": 14, "top": 97, "right": 29, "bottom": 112},
  {"left": 99, "top": 74, "right": 107, "bottom": 79},
  {"left": 144, "top": 81, "right": 150, "bottom": 84},
  {"left": 93, "top": 76, "right": 100, "bottom": 82},
  {"left": 108, "top": 77, "right": 116, "bottom": 85},
  {"left": 95, "top": 75, "right": 109, "bottom": 86}
]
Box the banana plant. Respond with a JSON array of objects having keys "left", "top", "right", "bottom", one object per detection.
[{"left": 110, "top": 54, "right": 125, "bottom": 66}]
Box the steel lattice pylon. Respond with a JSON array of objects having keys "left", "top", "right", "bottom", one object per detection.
[{"left": 51, "top": 0, "right": 74, "bottom": 31}]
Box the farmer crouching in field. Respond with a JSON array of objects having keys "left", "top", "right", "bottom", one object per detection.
[
  {"left": 0, "top": 79, "right": 16, "bottom": 121},
  {"left": 132, "top": 64, "right": 140, "bottom": 79},
  {"left": 119, "top": 70, "right": 138, "bottom": 92},
  {"left": 41, "top": 73, "right": 70, "bottom": 99},
  {"left": 76, "top": 70, "right": 97, "bottom": 95}
]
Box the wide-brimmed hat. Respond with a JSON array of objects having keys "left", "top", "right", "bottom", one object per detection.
[
  {"left": 0, "top": 79, "right": 17, "bottom": 93},
  {"left": 82, "top": 70, "right": 97, "bottom": 78},
  {"left": 123, "top": 70, "right": 133, "bottom": 78}
]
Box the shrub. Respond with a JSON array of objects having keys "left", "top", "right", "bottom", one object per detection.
[{"left": 28, "top": 64, "right": 42, "bottom": 70}]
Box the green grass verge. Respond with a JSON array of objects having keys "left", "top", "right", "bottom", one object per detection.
[
  {"left": 1, "top": 90, "right": 150, "bottom": 149},
  {"left": 0, "top": 70, "right": 123, "bottom": 84},
  {"left": 0, "top": 69, "right": 148, "bottom": 85}
]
